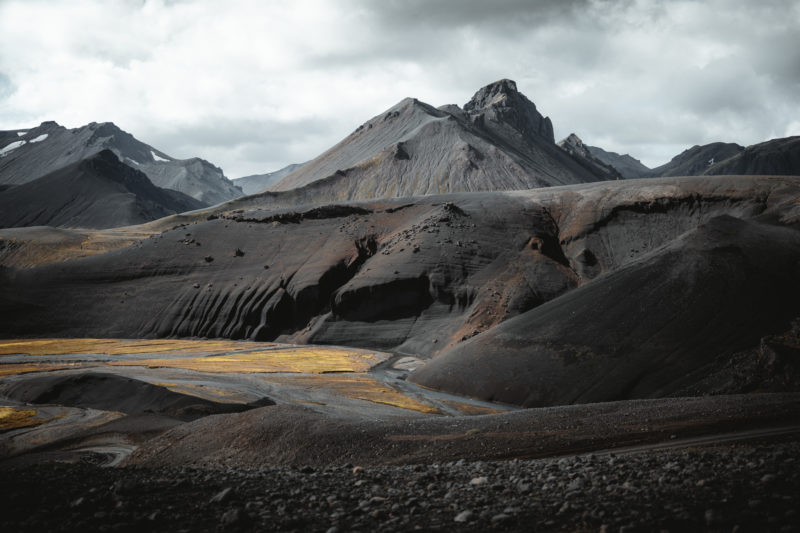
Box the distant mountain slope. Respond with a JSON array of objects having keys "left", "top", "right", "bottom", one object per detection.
[
  {"left": 0, "top": 121, "right": 243, "bottom": 204},
  {"left": 557, "top": 133, "right": 622, "bottom": 181},
  {"left": 705, "top": 136, "right": 800, "bottom": 176},
  {"left": 267, "top": 80, "right": 610, "bottom": 203},
  {"left": 234, "top": 163, "right": 305, "bottom": 195},
  {"left": 585, "top": 144, "right": 651, "bottom": 179},
  {"left": 0, "top": 150, "right": 205, "bottom": 229},
  {"left": 648, "top": 142, "right": 744, "bottom": 177}
]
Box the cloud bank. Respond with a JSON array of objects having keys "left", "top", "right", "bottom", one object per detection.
[{"left": 1, "top": 0, "right": 797, "bottom": 176}]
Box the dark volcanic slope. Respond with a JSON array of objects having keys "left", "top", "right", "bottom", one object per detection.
[
  {"left": 0, "top": 121, "right": 242, "bottom": 204},
  {"left": 410, "top": 215, "right": 800, "bottom": 406},
  {"left": 1, "top": 176, "right": 799, "bottom": 407},
  {"left": 0, "top": 372, "right": 263, "bottom": 421},
  {"left": 263, "top": 80, "right": 609, "bottom": 207},
  {"left": 0, "top": 150, "right": 205, "bottom": 229},
  {"left": 706, "top": 136, "right": 800, "bottom": 176},
  {"left": 586, "top": 144, "right": 651, "bottom": 179},
  {"left": 648, "top": 142, "right": 744, "bottom": 177}
]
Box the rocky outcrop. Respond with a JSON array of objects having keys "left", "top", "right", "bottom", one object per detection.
[
  {"left": 557, "top": 133, "right": 622, "bottom": 181},
  {"left": 462, "top": 78, "right": 554, "bottom": 144}
]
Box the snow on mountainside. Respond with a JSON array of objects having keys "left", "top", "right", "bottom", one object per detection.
[{"left": 0, "top": 121, "right": 243, "bottom": 205}]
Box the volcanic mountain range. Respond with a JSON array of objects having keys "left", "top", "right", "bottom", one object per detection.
[
  {"left": 0, "top": 120, "right": 243, "bottom": 208},
  {"left": 1, "top": 79, "right": 799, "bottom": 409},
  {"left": 2, "top": 79, "right": 798, "bottom": 229}
]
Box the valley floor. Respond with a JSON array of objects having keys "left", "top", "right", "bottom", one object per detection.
[
  {"left": 2, "top": 338, "right": 799, "bottom": 531},
  {"left": 1, "top": 438, "right": 798, "bottom": 532}
]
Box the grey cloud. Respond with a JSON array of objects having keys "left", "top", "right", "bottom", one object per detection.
[
  {"left": 0, "top": 72, "right": 14, "bottom": 99},
  {"left": 1, "top": 0, "right": 798, "bottom": 177},
  {"left": 356, "top": 0, "right": 592, "bottom": 29}
]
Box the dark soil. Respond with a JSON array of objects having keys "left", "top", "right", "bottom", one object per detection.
[{"left": 1, "top": 439, "right": 798, "bottom": 532}]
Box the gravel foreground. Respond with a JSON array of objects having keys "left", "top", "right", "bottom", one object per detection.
[{"left": 2, "top": 440, "right": 798, "bottom": 533}]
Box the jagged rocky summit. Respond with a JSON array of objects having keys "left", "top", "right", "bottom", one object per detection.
[
  {"left": 557, "top": 133, "right": 622, "bottom": 181},
  {"left": 254, "top": 79, "right": 611, "bottom": 210}
]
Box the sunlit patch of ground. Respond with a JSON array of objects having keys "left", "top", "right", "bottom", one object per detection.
[
  {"left": 0, "top": 338, "right": 278, "bottom": 357},
  {"left": 151, "top": 382, "right": 250, "bottom": 404},
  {"left": 0, "top": 227, "right": 151, "bottom": 269},
  {"left": 0, "top": 363, "right": 77, "bottom": 377},
  {"left": 440, "top": 399, "right": 504, "bottom": 415},
  {"left": 263, "top": 374, "right": 441, "bottom": 414},
  {"left": 0, "top": 407, "right": 47, "bottom": 431},
  {"left": 110, "top": 346, "right": 384, "bottom": 374}
]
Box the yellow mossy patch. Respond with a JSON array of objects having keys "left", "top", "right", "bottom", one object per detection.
[
  {"left": 0, "top": 338, "right": 278, "bottom": 357},
  {"left": 0, "top": 229, "right": 148, "bottom": 269},
  {"left": 266, "top": 374, "right": 440, "bottom": 414},
  {"left": 0, "top": 407, "right": 45, "bottom": 431},
  {"left": 0, "top": 363, "right": 75, "bottom": 377},
  {"left": 440, "top": 400, "right": 504, "bottom": 416},
  {"left": 110, "top": 346, "right": 384, "bottom": 374},
  {"left": 151, "top": 382, "right": 249, "bottom": 404}
]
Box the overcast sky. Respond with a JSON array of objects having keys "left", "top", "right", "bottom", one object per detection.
[{"left": 1, "top": 0, "right": 798, "bottom": 177}]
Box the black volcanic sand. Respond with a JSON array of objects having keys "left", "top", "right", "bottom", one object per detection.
[
  {"left": 410, "top": 215, "right": 800, "bottom": 406},
  {"left": 1, "top": 439, "right": 798, "bottom": 532},
  {"left": 0, "top": 372, "right": 267, "bottom": 421},
  {"left": 116, "top": 393, "right": 800, "bottom": 469},
  {"left": 2, "top": 176, "right": 800, "bottom": 407}
]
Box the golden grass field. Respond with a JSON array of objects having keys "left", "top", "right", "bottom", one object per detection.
[
  {"left": 0, "top": 338, "right": 277, "bottom": 357},
  {"left": 0, "top": 406, "right": 46, "bottom": 431},
  {"left": 109, "top": 346, "right": 384, "bottom": 374},
  {"left": 263, "top": 374, "right": 441, "bottom": 414},
  {"left": 0, "top": 339, "right": 385, "bottom": 374},
  {"left": 0, "top": 339, "right": 496, "bottom": 417}
]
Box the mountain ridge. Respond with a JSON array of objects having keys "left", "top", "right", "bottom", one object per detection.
[
  {"left": 267, "top": 80, "right": 612, "bottom": 204},
  {"left": 0, "top": 121, "right": 243, "bottom": 204},
  {"left": 0, "top": 149, "right": 205, "bottom": 229}
]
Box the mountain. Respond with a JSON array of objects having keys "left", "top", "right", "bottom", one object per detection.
[
  {"left": 556, "top": 133, "right": 622, "bottom": 181},
  {"left": 261, "top": 80, "right": 611, "bottom": 206},
  {"left": 233, "top": 163, "right": 305, "bottom": 195},
  {"left": 647, "top": 142, "right": 744, "bottom": 177},
  {"left": 585, "top": 144, "right": 651, "bottom": 179},
  {"left": 410, "top": 215, "right": 800, "bottom": 406},
  {"left": 2, "top": 175, "right": 798, "bottom": 406},
  {"left": 0, "top": 150, "right": 205, "bottom": 229},
  {"left": 0, "top": 121, "right": 243, "bottom": 204},
  {"left": 705, "top": 136, "right": 800, "bottom": 176}
]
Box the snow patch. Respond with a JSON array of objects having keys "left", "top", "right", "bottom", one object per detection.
[
  {"left": 16, "top": 131, "right": 27, "bottom": 137},
  {"left": 29, "top": 133, "right": 48, "bottom": 143},
  {"left": 151, "top": 150, "right": 170, "bottom": 162},
  {"left": 0, "top": 140, "right": 26, "bottom": 157},
  {"left": 127, "top": 158, "right": 140, "bottom": 165}
]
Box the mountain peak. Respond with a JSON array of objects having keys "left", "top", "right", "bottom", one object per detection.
[
  {"left": 463, "top": 79, "right": 555, "bottom": 144},
  {"left": 557, "top": 133, "right": 589, "bottom": 157},
  {"left": 464, "top": 79, "right": 519, "bottom": 109}
]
